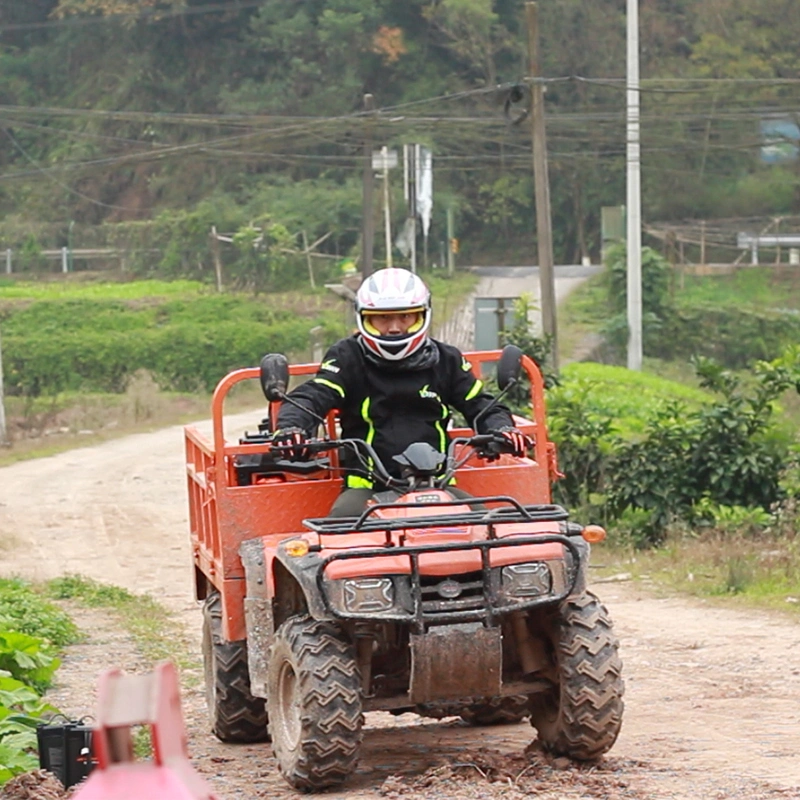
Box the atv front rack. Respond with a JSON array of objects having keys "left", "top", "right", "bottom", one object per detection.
[
  {"left": 303, "top": 497, "right": 571, "bottom": 538},
  {"left": 315, "top": 533, "right": 582, "bottom": 629}
]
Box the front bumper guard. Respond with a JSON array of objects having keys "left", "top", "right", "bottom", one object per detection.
[{"left": 315, "top": 533, "right": 582, "bottom": 630}]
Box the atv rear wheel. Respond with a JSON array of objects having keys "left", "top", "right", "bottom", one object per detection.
[
  {"left": 202, "top": 593, "right": 269, "bottom": 743},
  {"left": 460, "top": 695, "right": 530, "bottom": 725},
  {"left": 529, "top": 591, "right": 624, "bottom": 760},
  {"left": 267, "top": 615, "right": 363, "bottom": 791}
]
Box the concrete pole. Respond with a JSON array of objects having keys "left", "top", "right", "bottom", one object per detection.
[
  {"left": 526, "top": 2, "right": 558, "bottom": 371},
  {"left": 361, "top": 94, "right": 375, "bottom": 278},
  {"left": 626, "top": 0, "right": 643, "bottom": 371},
  {"left": 5, "top": 249, "right": 11, "bottom": 274},
  {"left": 410, "top": 144, "right": 417, "bottom": 274},
  {"left": 382, "top": 146, "right": 393, "bottom": 268}
]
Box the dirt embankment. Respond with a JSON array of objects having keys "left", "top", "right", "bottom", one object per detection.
[{"left": 1, "top": 415, "right": 799, "bottom": 800}]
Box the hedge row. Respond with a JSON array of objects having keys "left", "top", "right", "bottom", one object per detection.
[
  {"left": 651, "top": 304, "right": 800, "bottom": 368},
  {"left": 3, "top": 320, "right": 321, "bottom": 396}
]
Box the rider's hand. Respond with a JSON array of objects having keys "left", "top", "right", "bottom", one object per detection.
[
  {"left": 271, "top": 427, "right": 309, "bottom": 459},
  {"left": 495, "top": 427, "right": 532, "bottom": 457}
]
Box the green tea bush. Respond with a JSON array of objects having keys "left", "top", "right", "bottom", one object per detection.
[
  {"left": 1, "top": 292, "right": 345, "bottom": 397},
  {"left": 655, "top": 305, "right": 800, "bottom": 368},
  {"left": 604, "top": 356, "right": 798, "bottom": 545},
  {"left": 546, "top": 354, "right": 800, "bottom": 547}
]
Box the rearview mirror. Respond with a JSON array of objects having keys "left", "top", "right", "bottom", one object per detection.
[
  {"left": 496, "top": 345, "right": 523, "bottom": 391},
  {"left": 260, "top": 354, "right": 290, "bottom": 402}
]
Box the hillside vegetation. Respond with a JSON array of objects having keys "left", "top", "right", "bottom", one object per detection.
[{"left": 1, "top": 0, "right": 799, "bottom": 278}]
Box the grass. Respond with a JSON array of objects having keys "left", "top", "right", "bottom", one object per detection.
[
  {"left": 559, "top": 361, "right": 713, "bottom": 437},
  {"left": 558, "top": 261, "right": 800, "bottom": 613},
  {"left": 0, "top": 575, "right": 195, "bottom": 761},
  {"left": 557, "top": 271, "right": 607, "bottom": 364},
  {"left": 0, "top": 271, "right": 479, "bottom": 467},
  {"left": 674, "top": 267, "right": 800, "bottom": 310},
  {"left": 599, "top": 529, "right": 800, "bottom": 618},
  {"left": 0, "top": 277, "right": 208, "bottom": 302},
  {"left": 0, "top": 370, "right": 266, "bottom": 468},
  {"left": 0, "top": 578, "right": 81, "bottom": 647},
  {"left": 46, "top": 575, "right": 198, "bottom": 675}
]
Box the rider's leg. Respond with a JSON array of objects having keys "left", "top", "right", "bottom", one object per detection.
[{"left": 329, "top": 488, "right": 374, "bottom": 517}]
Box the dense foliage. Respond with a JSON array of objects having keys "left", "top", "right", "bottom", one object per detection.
[
  {"left": 547, "top": 353, "right": 800, "bottom": 546},
  {"left": 0, "top": 287, "right": 349, "bottom": 397},
  {"left": 497, "top": 287, "right": 800, "bottom": 547},
  {"left": 1, "top": 0, "right": 799, "bottom": 275},
  {"left": 600, "top": 245, "right": 800, "bottom": 369},
  {"left": 0, "top": 580, "right": 75, "bottom": 784}
]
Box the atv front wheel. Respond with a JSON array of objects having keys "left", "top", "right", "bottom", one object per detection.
[
  {"left": 202, "top": 593, "right": 269, "bottom": 743},
  {"left": 268, "top": 615, "right": 363, "bottom": 791},
  {"left": 460, "top": 695, "right": 530, "bottom": 725},
  {"left": 529, "top": 591, "right": 624, "bottom": 760}
]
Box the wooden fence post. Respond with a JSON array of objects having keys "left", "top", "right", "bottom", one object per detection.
[
  {"left": 210, "top": 226, "right": 223, "bottom": 292},
  {"left": 0, "top": 329, "right": 8, "bottom": 446},
  {"left": 302, "top": 230, "right": 316, "bottom": 289}
]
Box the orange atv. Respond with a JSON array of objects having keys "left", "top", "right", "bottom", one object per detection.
[{"left": 184, "top": 346, "right": 624, "bottom": 792}]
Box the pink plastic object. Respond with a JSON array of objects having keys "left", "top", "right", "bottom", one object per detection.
[{"left": 71, "top": 661, "right": 221, "bottom": 800}]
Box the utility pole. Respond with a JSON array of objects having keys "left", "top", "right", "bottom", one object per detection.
[
  {"left": 403, "top": 144, "right": 418, "bottom": 274},
  {"left": 0, "top": 329, "right": 8, "bottom": 446},
  {"left": 446, "top": 207, "right": 455, "bottom": 276},
  {"left": 361, "top": 94, "right": 375, "bottom": 278},
  {"left": 626, "top": 0, "right": 643, "bottom": 370},
  {"left": 526, "top": 2, "right": 558, "bottom": 371},
  {"left": 381, "top": 146, "right": 393, "bottom": 268}
]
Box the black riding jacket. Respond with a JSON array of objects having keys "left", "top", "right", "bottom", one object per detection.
[{"left": 275, "top": 335, "right": 515, "bottom": 487}]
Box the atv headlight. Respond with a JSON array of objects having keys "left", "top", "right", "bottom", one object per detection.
[
  {"left": 343, "top": 577, "right": 395, "bottom": 613},
  {"left": 502, "top": 562, "right": 552, "bottom": 597}
]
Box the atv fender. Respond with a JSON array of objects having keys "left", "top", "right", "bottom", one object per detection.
[
  {"left": 567, "top": 536, "right": 590, "bottom": 596},
  {"left": 240, "top": 539, "right": 332, "bottom": 697}
]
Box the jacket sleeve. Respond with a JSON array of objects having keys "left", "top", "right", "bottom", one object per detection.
[
  {"left": 275, "top": 341, "right": 351, "bottom": 437},
  {"left": 443, "top": 348, "right": 515, "bottom": 433}
]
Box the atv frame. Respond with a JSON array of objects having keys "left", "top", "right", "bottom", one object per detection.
[{"left": 184, "top": 349, "right": 623, "bottom": 791}]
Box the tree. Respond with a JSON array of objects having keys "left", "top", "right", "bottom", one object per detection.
[
  {"left": 53, "top": 0, "right": 184, "bottom": 19},
  {"left": 422, "top": 0, "right": 515, "bottom": 86}
]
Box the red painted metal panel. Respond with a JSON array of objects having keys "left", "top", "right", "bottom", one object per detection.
[{"left": 186, "top": 350, "right": 559, "bottom": 642}]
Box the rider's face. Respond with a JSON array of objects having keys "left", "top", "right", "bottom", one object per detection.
[{"left": 368, "top": 311, "right": 422, "bottom": 336}]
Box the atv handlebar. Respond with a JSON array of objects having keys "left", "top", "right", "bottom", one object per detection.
[{"left": 267, "top": 432, "right": 519, "bottom": 490}]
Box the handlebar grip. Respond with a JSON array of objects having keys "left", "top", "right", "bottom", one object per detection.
[{"left": 468, "top": 434, "right": 497, "bottom": 446}]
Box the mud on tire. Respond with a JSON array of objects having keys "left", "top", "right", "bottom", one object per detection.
[
  {"left": 202, "top": 593, "right": 269, "bottom": 743},
  {"left": 529, "top": 590, "right": 624, "bottom": 760},
  {"left": 460, "top": 695, "right": 530, "bottom": 726},
  {"left": 267, "top": 615, "right": 363, "bottom": 792}
]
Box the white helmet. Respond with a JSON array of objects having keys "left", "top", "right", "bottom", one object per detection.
[{"left": 355, "top": 268, "right": 432, "bottom": 361}]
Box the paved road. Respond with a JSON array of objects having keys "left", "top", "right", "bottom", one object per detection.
[{"left": 435, "top": 264, "right": 601, "bottom": 351}]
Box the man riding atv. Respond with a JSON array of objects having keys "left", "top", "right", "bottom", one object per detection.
[
  {"left": 272, "top": 267, "right": 530, "bottom": 516},
  {"left": 185, "top": 267, "right": 624, "bottom": 793}
]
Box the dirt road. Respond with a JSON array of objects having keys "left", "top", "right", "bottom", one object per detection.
[{"left": 1, "top": 414, "right": 799, "bottom": 799}]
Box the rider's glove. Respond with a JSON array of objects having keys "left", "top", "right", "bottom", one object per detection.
[
  {"left": 495, "top": 426, "right": 532, "bottom": 457},
  {"left": 271, "top": 427, "right": 309, "bottom": 460}
]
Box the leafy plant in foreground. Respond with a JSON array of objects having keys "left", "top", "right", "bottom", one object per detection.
[
  {"left": 0, "top": 674, "right": 60, "bottom": 785},
  {"left": 606, "top": 353, "right": 800, "bottom": 546}
]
